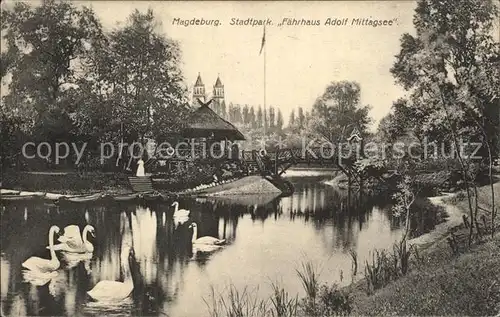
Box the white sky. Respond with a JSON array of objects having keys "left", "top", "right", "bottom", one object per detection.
[
  {"left": 79, "top": 0, "right": 416, "bottom": 130},
  {"left": 5, "top": 1, "right": 496, "bottom": 130}
]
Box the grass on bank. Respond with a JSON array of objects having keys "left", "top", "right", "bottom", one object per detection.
[
  {"left": 349, "top": 182, "right": 500, "bottom": 316},
  {"left": 203, "top": 262, "right": 353, "bottom": 317},
  {"left": 349, "top": 233, "right": 500, "bottom": 316},
  {"left": 446, "top": 182, "right": 500, "bottom": 220}
]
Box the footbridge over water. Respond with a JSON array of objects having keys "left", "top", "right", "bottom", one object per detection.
[{"left": 240, "top": 146, "right": 364, "bottom": 185}]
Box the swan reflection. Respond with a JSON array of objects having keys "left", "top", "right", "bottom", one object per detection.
[
  {"left": 61, "top": 252, "right": 92, "bottom": 273},
  {"left": 22, "top": 270, "right": 59, "bottom": 287},
  {"left": 131, "top": 207, "right": 157, "bottom": 284}
]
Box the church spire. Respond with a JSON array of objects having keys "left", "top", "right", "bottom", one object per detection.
[
  {"left": 213, "top": 74, "right": 224, "bottom": 99},
  {"left": 193, "top": 72, "right": 205, "bottom": 103},
  {"left": 195, "top": 72, "right": 204, "bottom": 86},
  {"left": 214, "top": 74, "right": 223, "bottom": 88}
]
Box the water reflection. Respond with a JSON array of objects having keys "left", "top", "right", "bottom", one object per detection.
[{"left": 2, "top": 175, "right": 404, "bottom": 316}]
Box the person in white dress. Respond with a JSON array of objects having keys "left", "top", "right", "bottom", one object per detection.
[{"left": 136, "top": 159, "right": 145, "bottom": 177}]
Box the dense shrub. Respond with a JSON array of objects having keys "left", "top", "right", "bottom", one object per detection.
[
  {"left": 413, "top": 170, "right": 461, "bottom": 195},
  {"left": 153, "top": 163, "right": 218, "bottom": 191},
  {"left": 386, "top": 158, "right": 464, "bottom": 172},
  {"left": 153, "top": 161, "right": 248, "bottom": 191}
]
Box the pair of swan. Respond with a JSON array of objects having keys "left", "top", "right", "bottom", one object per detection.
[
  {"left": 23, "top": 225, "right": 96, "bottom": 275},
  {"left": 49, "top": 225, "right": 95, "bottom": 253},
  {"left": 171, "top": 201, "right": 226, "bottom": 253}
]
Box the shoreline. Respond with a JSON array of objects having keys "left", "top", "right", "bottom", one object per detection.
[
  {"left": 407, "top": 193, "right": 463, "bottom": 249},
  {"left": 347, "top": 182, "right": 500, "bottom": 316},
  {"left": 0, "top": 175, "right": 285, "bottom": 202},
  {"left": 341, "top": 192, "right": 464, "bottom": 290}
]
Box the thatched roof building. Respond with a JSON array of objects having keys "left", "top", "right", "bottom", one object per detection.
[{"left": 182, "top": 99, "right": 245, "bottom": 141}]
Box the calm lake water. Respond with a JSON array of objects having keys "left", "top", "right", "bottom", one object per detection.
[{"left": 1, "top": 173, "right": 405, "bottom": 317}]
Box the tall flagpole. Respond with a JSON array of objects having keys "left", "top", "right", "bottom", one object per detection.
[{"left": 263, "top": 25, "right": 267, "bottom": 139}]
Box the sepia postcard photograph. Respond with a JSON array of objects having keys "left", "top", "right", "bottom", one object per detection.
[{"left": 1, "top": 0, "right": 499, "bottom": 316}]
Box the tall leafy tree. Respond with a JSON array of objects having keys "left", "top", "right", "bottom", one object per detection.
[
  {"left": 297, "top": 107, "right": 305, "bottom": 129},
  {"left": 269, "top": 106, "right": 275, "bottom": 128},
  {"left": 249, "top": 106, "right": 257, "bottom": 128},
  {"left": 1, "top": 0, "right": 104, "bottom": 145},
  {"left": 377, "top": 98, "right": 417, "bottom": 144},
  {"left": 220, "top": 101, "right": 226, "bottom": 119},
  {"left": 242, "top": 104, "right": 250, "bottom": 125},
  {"left": 257, "top": 106, "right": 263, "bottom": 128},
  {"left": 310, "top": 81, "right": 371, "bottom": 142},
  {"left": 228, "top": 103, "right": 235, "bottom": 122},
  {"left": 81, "top": 9, "right": 188, "bottom": 144},
  {"left": 289, "top": 109, "right": 296, "bottom": 128},
  {"left": 1, "top": 0, "right": 103, "bottom": 109},
  {"left": 276, "top": 109, "right": 284, "bottom": 130},
  {"left": 234, "top": 104, "right": 243, "bottom": 123},
  {"left": 391, "top": 0, "right": 500, "bottom": 238}
]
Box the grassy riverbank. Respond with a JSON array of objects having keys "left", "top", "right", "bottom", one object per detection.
[
  {"left": 348, "top": 182, "right": 500, "bottom": 316},
  {"left": 349, "top": 231, "right": 500, "bottom": 315}
]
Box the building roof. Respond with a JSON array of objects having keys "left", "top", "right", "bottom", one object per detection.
[
  {"left": 214, "top": 75, "right": 223, "bottom": 88},
  {"left": 182, "top": 99, "right": 245, "bottom": 141},
  {"left": 195, "top": 73, "right": 204, "bottom": 86}
]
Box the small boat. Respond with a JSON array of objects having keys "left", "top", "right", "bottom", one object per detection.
[
  {"left": 112, "top": 193, "right": 138, "bottom": 202},
  {"left": 1, "top": 194, "right": 40, "bottom": 201},
  {"left": 64, "top": 193, "right": 109, "bottom": 203},
  {"left": 19, "top": 191, "right": 45, "bottom": 197},
  {"left": 45, "top": 193, "right": 66, "bottom": 201},
  {"left": 141, "top": 191, "right": 170, "bottom": 202},
  {"left": 0, "top": 189, "right": 20, "bottom": 195}
]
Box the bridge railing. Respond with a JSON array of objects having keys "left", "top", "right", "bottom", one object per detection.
[{"left": 263, "top": 147, "right": 358, "bottom": 163}]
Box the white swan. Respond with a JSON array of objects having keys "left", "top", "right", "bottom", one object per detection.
[
  {"left": 172, "top": 201, "right": 190, "bottom": 218},
  {"left": 49, "top": 225, "right": 95, "bottom": 253},
  {"left": 22, "top": 226, "right": 60, "bottom": 273},
  {"left": 87, "top": 246, "right": 135, "bottom": 302},
  {"left": 189, "top": 223, "right": 226, "bottom": 245}
]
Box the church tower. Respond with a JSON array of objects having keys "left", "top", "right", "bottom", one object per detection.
[
  {"left": 213, "top": 75, "right": 225, "bottom": 116},
  {"left": 193, "top": 73, "right": 206, "bottom": 107}
]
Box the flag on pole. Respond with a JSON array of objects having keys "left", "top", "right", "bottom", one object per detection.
[{"left": 259, "top": 25, "right": 266, "bottom": 55}]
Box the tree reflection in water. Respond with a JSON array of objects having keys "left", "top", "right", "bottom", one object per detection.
[{"left": 1, "top": 175, "right": 406, "bottom": 317}]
